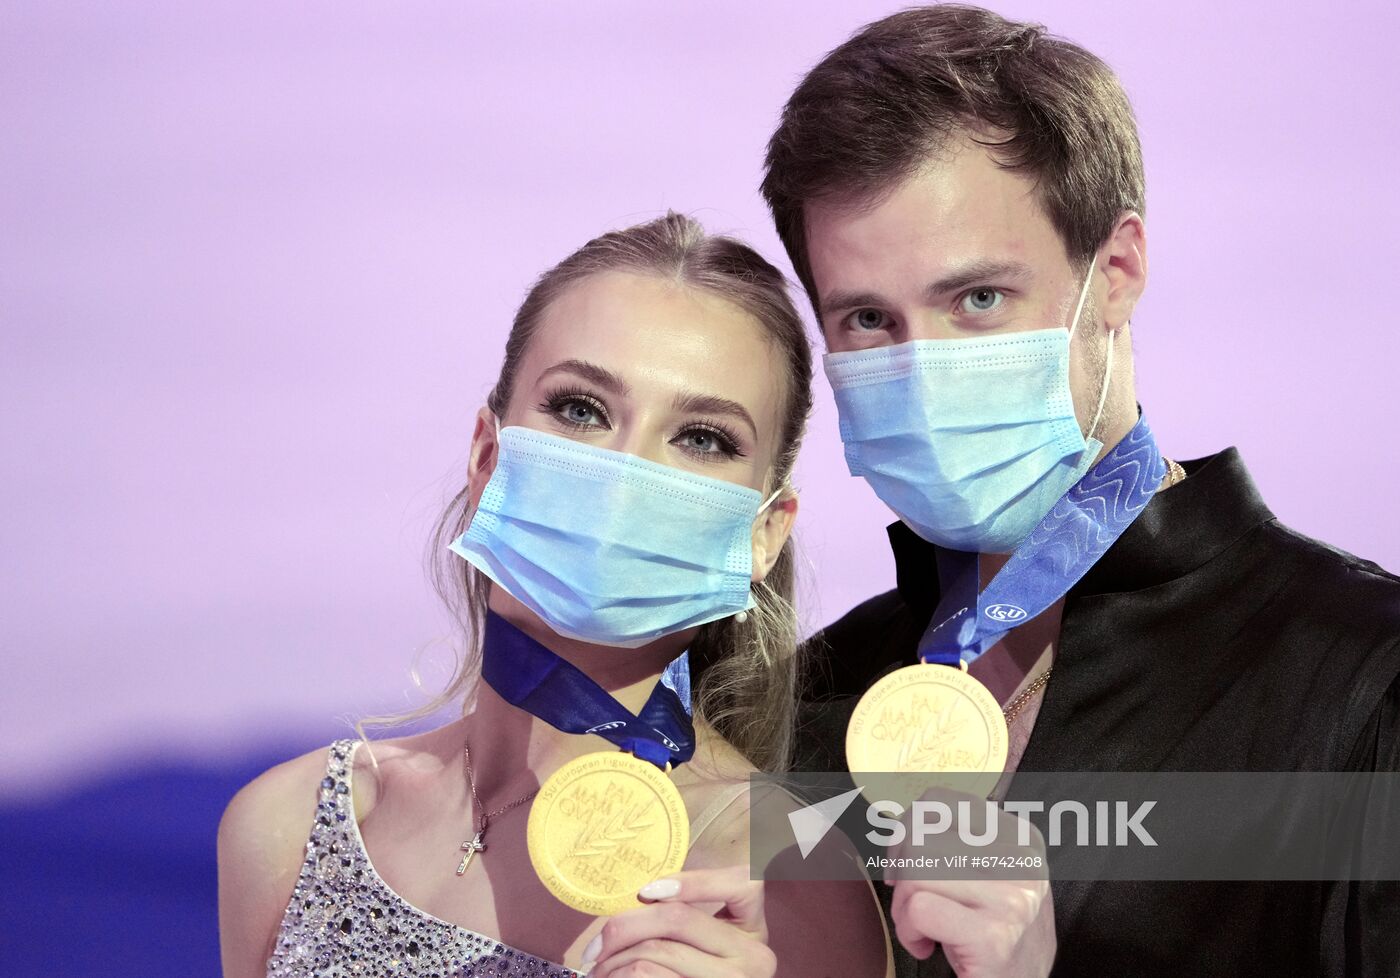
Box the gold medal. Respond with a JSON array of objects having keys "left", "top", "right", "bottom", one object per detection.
[
  {"left": 527, "top": 750, "right": 689, "bottom": 916},
  {"left": 846, "top": 662, "right": 1008, "bottom": 802}
]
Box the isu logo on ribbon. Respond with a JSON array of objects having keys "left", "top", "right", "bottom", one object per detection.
[{"left": 984, "top": 603, "right": 1029, "bottom": 623}]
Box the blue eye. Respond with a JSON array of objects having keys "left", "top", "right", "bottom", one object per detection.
[
  {"left": 673, "top": 424, "right": 742, "bottom": 461},
  {"left": 961, "top": 288, "right": 1003, "bottom": 313},
  {"left": 562, "top": 400, "right": 600, "bottom": 425},
  {"left": 683, "top": 431, "right": 720, "bottom": 453},
  {"left": 542, "top": 390, "right": 610, "bottom": 430},
  {"left": 849, "top": 308, "right": 891, "bottom": 332}
]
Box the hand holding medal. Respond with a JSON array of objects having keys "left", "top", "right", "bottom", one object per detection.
[
  {"left": 528, "top": 751, "right": 690, "bottom": 916},
  {"left": 451, "top": 421, "right": 787, "bottom": 916},
  {"left": 846, "top": 415, "right": 1167, "bottom": 801}
]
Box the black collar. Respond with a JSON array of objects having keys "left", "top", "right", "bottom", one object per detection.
[{"left": 889, "top": 447, "right": 1275, "bottom": 620}]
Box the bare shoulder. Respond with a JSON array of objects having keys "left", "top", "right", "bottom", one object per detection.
[
  {"left": 753, "top": 782, "right": 893, "bottom": 977},
  {"left": 217, "top": 741, "right": 337, "bottom": 976},
  {"left": 215, "top": 732, "right": 432, "bottom": 977},
  {"left": 679, "top": 736, "right": 892, "bottom": 974},
  {"left": 681, "top": 731, "right": 831, "bottom": 854},
  {"left": 218, "top": 729, "right": 452, "bottom": 871},
  {"left": 683, "top": 745, "right": 891, "bottom": 974},
  {"left": 676, "top": 728, "right": 761, "bottom": 864}
]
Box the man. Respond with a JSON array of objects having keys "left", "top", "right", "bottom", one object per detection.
[{"left": 760, "top": 5, "right": 1400, "bottom": 976}]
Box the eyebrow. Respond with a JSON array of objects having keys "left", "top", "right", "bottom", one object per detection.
[
  {"left": 923, "top": 259, "right": 1034, "bottom": 300},
  {"left": 818, "top": 259, "right": 1036, "bottom": 318},
  {"left": 537, "top": 359, "right": 756, "bottom": 439},
  {"left": 537, "top": 359, "right": 631, "bottom": 396},
  {"left": 672, "top": 391, "right": 758, "bottom": 439},
  {"left": 819, "top": 288, "right": 892, "bottom": 319}
]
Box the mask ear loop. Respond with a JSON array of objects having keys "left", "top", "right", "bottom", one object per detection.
[
  {"left": 1087, "top": 329, "right": 1115, "bottom": 442},
  {"left": 1065, "top": 260, "right": 1096, "bottom": 340},
  {"left": 467, "top": 413, "right": 504, "bottom": 515},
  {"left": 737, "top": 482, "right": 793, "bottom": 624},
  {"left": 757, "top": 485, "right": 786, "bottom": 514},
  {"left": 1065, "top": 260, "right": 1115, "bottom": 443}
]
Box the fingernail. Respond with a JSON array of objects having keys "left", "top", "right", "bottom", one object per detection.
[
  {"left": 638, "top": 877, "right": 681, "bottom": 899},
  {"left": 580, "top": 933, "right": 602, "bottom": 965}
]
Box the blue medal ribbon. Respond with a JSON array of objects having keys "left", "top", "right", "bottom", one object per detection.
[
  {"left": 919, "top": 413, "right": 1165, "bottom": 666},
  {"left": 481, "top": 610, "right": 696, "bottom": 769}
]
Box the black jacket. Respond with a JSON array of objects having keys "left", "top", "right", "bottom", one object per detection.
[{"left": 794, "top": 448, "right": 1400, "bottom": 977}]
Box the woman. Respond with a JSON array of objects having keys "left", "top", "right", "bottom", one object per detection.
[{"left": 217, "top": 213, "right": 892, "bottom": 977}]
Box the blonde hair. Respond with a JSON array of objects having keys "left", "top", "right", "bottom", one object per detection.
[{"left": 355, "top": 212, "right": 814, "bottom": 773}]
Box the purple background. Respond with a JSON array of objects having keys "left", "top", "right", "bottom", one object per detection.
[{"left": 5, "top": 0, "right": 1399, "bottom": 802}]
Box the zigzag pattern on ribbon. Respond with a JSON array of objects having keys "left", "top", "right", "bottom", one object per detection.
[
  {"left": 918, "top": 414, "right": 1163, "bottom": 665},
  {"left": 1020, "top": 418, "right": 1164, "bottom": 579}
]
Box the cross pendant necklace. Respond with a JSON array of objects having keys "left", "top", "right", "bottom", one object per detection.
[
  {"left": 455, "top": 738, "right": 539, "bottom": 876},
  {"left": 456, "top": 825, "right": 488, "bottom": 875}
]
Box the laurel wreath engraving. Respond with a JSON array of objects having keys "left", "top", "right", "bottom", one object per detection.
[
  {"left": 894, "top": 701, "right": 969, "bottom": 769},
  {"left": 567, "top": 803, "right": 657, "bottom": 859}
]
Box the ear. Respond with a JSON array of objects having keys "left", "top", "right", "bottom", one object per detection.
[
  {"left": 1098, "top": 211, "right": 1148, "bottom": 332},
  {"left": 465, "top": 405, "right": 500, "bottom": 513},
  {"left": 750, "top": 492, "right": 799, "bottom": 583}
]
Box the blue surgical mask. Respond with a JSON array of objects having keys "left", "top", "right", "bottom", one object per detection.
[
  {"left": 449, "top": 422, "right": 782, "bottom": 648},
  {"left": 822, "top": 265, "right": 1114, "bottom": 554}
]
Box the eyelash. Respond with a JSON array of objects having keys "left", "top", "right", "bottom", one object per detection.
[
  {"left": 540, "top": 387, "right": 609, "bottom": 431},
  {"left": 957, "top": 286, "right": 1010, "bottom": 316},
  {"left": 677, "top": 421, "right": 744, "bottom": 461},
  {"left": 844, "top": 309, "right": 893, "bottom": 333},
  {"left": 843, "top": 287, "right": 1009, "bottom": 331},
  {"left": 538, "top": 387, "right": 745, "bottom": 461}
]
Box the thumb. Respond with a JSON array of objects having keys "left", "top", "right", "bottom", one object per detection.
[{"left": 639, "top": 865, "right": 766, "bottom": 933}]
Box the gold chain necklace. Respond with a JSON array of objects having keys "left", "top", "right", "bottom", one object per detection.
[
  {"left": 999, "top": 461, "right": 1179, "bottom": 731},
  {"left": 1000, "top": 459, "right": 1179, "bottom": 725},
  {"left": 1002, "top": 667, "right": 1052, "bottom": 725},
  {"left": 455, "top": 740, "right": 540, "bottom": 875},
  {"left": 1164, "top": 457, "right": 1186, "bottom": 488}
]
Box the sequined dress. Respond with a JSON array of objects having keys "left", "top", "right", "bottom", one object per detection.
[{"left": 264, "top": 738, "right": 746, "bottom": 977}]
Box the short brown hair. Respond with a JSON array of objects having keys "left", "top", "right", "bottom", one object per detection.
[{"left": 761, "top": 3, "right": 1146, "bottom": 303}]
